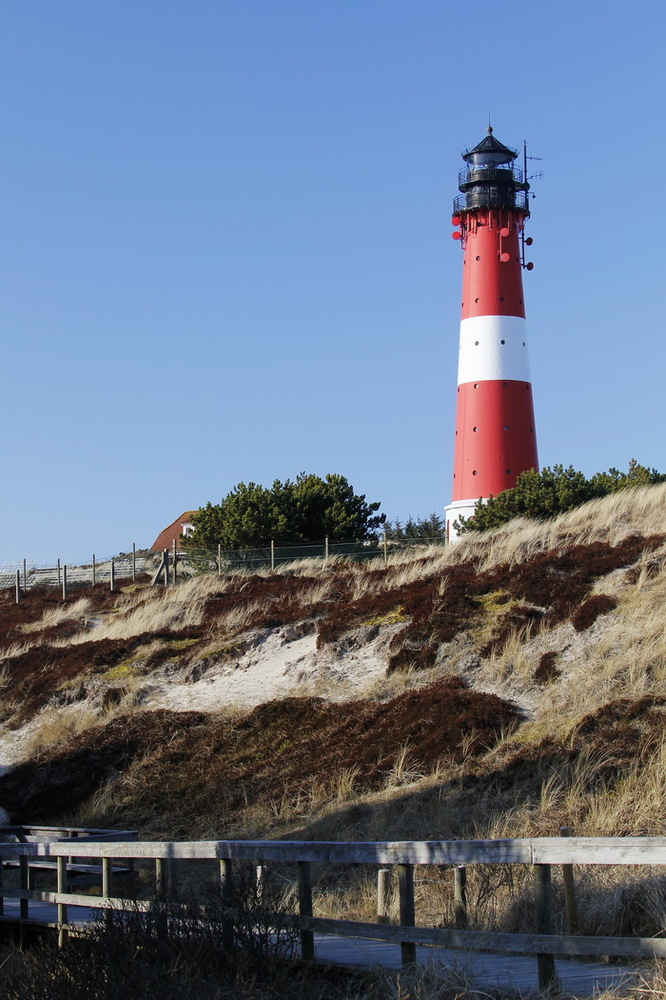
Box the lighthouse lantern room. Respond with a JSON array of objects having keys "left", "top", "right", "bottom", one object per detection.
[{"left": 445, "top": 126, "right": 539, "bottom": 540}]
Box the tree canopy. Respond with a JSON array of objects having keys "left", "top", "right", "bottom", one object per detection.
[
  {"left": 456, "top": 460, "right": 666, "bottom": 533},
  {"left": 385, "top": 513, "right": 446, "bottom": 540},
  {"left": 185, "top": 473, "right": 385, "bottom": 550}
]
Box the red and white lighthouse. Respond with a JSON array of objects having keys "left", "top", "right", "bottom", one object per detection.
[{"left": 445, "top": 126, "right": 538, "bottom": 540}]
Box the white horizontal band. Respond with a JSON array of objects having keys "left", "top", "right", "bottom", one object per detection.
[
  {"left": 457, "top": 315, "right": 531, "bottom": 385},
  {"left": 444, "top": 499, "right": 483, "bottom": 539}
]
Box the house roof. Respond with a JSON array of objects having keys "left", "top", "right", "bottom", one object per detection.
[{"left": 150, "top": 511, "right": 197, "bottom": 552}]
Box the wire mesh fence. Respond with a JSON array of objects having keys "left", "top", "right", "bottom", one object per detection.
[
  {"left": 0, "top": 553, "right": 153, "bottom": 593},
  {"left": 182, "top": 535, "right": 447, "bottom": 574},
  {"left": 0, "top": 535, "right": 447, "bottom": 594}
]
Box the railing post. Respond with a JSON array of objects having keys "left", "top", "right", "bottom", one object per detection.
[
  {"left": 454, "top": 865, "right": 468, "bottom": 928},
  {"left": 57, "top": 558, "right": 61, "bottom": 588},
  {"left": 57, "top": 855, "right": 68, "bottom": 946},
  {"left": 324, "top": 536, "right": 329, "bottom": 562},
  {"left": 155, "top": 857, "right": 173, "bottom": 899},
  {"left": 377, "top": 867, "right": 391, "bottom": 924},
  {"left": 255, "top": 864, "right": 266, "bottom": 904},
  {"left": 560, "top": 826, "right": 579, "bottom": 934},
  {"left": 163, "top": 549, "right": 170, "bottom": 586},
  {"left": 15, "top": 570, "right": 20, "bottom": 604},
  {"left": 62, "top": 565, "right": 67, "bottom": 600},
  {"left": 19, "top": 854, "right": 29, "bottom": 920},
  {"left": 534, "top": 863, "right": 557, "bottom": 989},
  {"left": 397, "top": 863, "right": 416, "bottom": 966},
  {"left": 172, "top": 539, "right": 178, "bottom": 583},
  {"left": 23, "top": 558, "right": 28, "bottom": 593},
  {"left": 298, "top": 860, "right": 315, "bottom": 961},
  {"left": 92, "top": 554, "right": 96, "bottom": 586},
  {"left": 219, "top": 858, "right": 234, "bottom": 952},
  {"left": 132, "top": 542, "right": 136, "bottom": 581},
  {"left": 110, "top": 559, "right": 115, "bottom": 592},
  {"left": 102, "top": 856, "right": 112, "bottom": 899}
]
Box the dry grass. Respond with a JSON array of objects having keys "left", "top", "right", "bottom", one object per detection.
[
  {"left": 19, "top": 596, "right": 93, "bottom": 634},
  {"left": 6, "top": 485, "right": 666, "bottom": 992},
  {"left": 17, "top": 705, "right": 104, "bottom": 758}
]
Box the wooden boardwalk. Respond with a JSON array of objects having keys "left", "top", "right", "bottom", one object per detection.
[
  {"left": 0, "top": 896, "right": 634, "bottom": 995},
  {"left": 6, "top": 831, "right": 666, "bottom": 995}
]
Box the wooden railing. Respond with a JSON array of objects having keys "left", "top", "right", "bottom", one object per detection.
[{"left": 3, "top": 836, "right": 666, "bottom": 988}]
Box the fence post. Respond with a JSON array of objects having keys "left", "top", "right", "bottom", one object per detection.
[
  {"left": 298, "top": 860, "right": 315, "bottom": 961},
  {"left": 57, "top": 558, "right": 61, "bottom": 588},
  {"left": 15, "top": 570, "right": 20, "bottom": 604},
  {"left": 172, "top": 539, "right": 177, "bottom": 583},
  {"left": 163, "top": 549, "right": 170, "bottom": 586},
  {"left": 62, "top": 565, "right": 68, "bottom": 600},
  {"left": 155, "top": 858, "right": 173, "bottom": 899},
  {"left": 92, "top": 554, "right": 96, "bottom": 587},
  {"left": 217, "top": 543, "right": 222, "bottom": 576},
  {"left": 219, "top": 858, "right": 234, "bottom": 952},
  {"left": 560, "top": 826, "right": 579, "bottom": 934},
  {"left": 383, "top": 528, "right": 388, "bottom": 565},
  {"left": 377, "top": 867, "right": 391, "bottom": 924},
  {"left": 534, "top": 863, "right": 557, "bottom": 989},
  {"left": 23, "top": 558, "right": 28, "bottom": 593},
  {"left": 57, "top": 855, "right": 68, "bottom": 947},
  {"left": 19, "top": 854, "right": 29, "bottom": 920},
  {"left": 324, "top": 536, "right": 329, "bottom": 562},
  {"left": 271, "top": 540, "right": 275, "bottom": 572},
  {"left": 454, "top": 865, "right": 468, "bottom": 928},
  {"left": 132, "top": 542, "right": 136, "bottom": 581},
  {"left": 397, "top": 863, "right": 416, "bottom": 966},
  {"left": 102, "top": 856, "right": 112, "bottom": 899},
  {"left": 255, "top": 864, "right": 266, "bottom": 904}
]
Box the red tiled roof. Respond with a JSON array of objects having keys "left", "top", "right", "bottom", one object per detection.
[{"left": 150, "top": 511, "right": 197, "bottom": 552}]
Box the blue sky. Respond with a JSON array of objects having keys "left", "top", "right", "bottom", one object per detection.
[{"left": 1, "top": 1, "right": 665, "bottom": 562}]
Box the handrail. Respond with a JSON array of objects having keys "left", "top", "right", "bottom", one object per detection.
[
  {"left": 2, "top": 836, "right": 666, "bottom": 865},
  {"left": 1, "top": 835, "right": 664, "bottom": 987}
]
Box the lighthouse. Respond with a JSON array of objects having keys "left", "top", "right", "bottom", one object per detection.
[{"left": 444, "top": 126, "right": 538, "bottom": 540}]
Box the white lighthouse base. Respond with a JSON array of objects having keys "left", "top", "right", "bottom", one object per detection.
[{"left": 445, "top": 498, "right": 484, "bottom": 542}]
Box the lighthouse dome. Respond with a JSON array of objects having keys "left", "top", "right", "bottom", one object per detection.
[{"left": 463, "top": 126, "right": 517, "bottom": 168}]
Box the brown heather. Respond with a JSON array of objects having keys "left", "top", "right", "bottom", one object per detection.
[{"left": 4, "top": 485, "right": 666, "bottom": 996}]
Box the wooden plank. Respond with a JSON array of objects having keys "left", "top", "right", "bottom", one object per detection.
[
  {"left": 19, "top": 856, "right": 28, "bottom": 920},
  {"left": 530, "top": 836, "right": 666, "bottom": 865},
  {"left": 397, "top": 863, "right": 416, "bottom": 966},
  {"left": 377, "top": 868, "right": 390, "bottom": 924},
  {"left": 6, "top": 835, "right": 665, "bottom": 867},
  {"left": 560, "top": 826, "right": 579, "bottom": 935},
  {"left": 453, "top": 865, "right": 467, "bottom": 928},
  {"left": 294, "top": 916, "right": 666, "bottom": 960},
  {"left": 4, "top": 839, "right": 535, "bottom": 865},
  {"left": 298, "top": 861, "right": 315, "bottom": 961},
  {"left": 219, "top": 858, "right": 234, "bottom": 953},
  {"left": 534, "top": 864, "right": 557, "bottom": 989}
]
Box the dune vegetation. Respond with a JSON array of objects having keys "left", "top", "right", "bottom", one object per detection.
[{"left": 3, "top": 484, "right": 666, "bottom": 997}]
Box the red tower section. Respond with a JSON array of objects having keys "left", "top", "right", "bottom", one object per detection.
[{"left": 445, "top": 127, "right": 539, "bottom": 539}]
